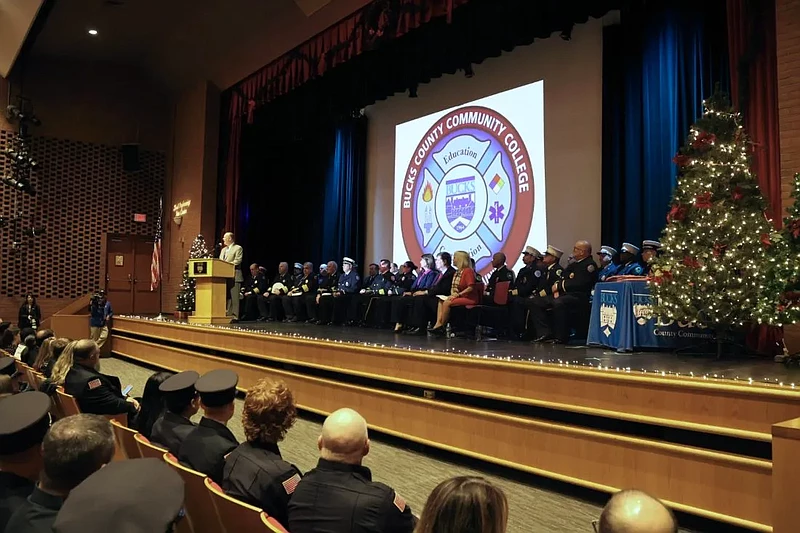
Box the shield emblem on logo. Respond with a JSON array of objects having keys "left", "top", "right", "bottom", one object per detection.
[{"left": 445, "top": 176, "right": 476, "bottom": 233}]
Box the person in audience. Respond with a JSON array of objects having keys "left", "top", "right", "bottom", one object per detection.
[
  {"left": 34, "top": 329, "right": 53, "bottom": 347},
  {"left": 532, "top": 241, "right": 598, "bottom": 344},
  {"left": 0, "top": 375, "right": 12, "bottom": 396},
  {"left": 0, "top": 391, "right": 51, "bottom": 530},
  {"left": 596, "top": 246, "right": 618, "bottom": 282},
  {"left": 15, "top": 328, "right": 36, "bottom": 363},
  {"left": 0, "top": 327, "right": 19, "bottom": 357},
  {"left": 406, "top": 252, "right": 456, "bottom": 335},
  {"left": 24, "top": 329, "right": 52, "bottom": 369},
  {"left": 223, "top": 378, "right": 302, "bottom": 526},
  {"left": 614, "top": 243, "right": 645, "bottom": 276},
  {"left": 131, "top": 371, "right": 173, "bottom": 439},
  {"left": 414, "top": 476, "right": 508, "bottom": 533},
  {"left": 0, "top": 357, "right": 21, "bottom": 393},
  {"left": 178, "top": 369, "right": 239, "bottom": 482},
  {"left": 483, "top": 252, "right": 515, "bottom": 304},
  {"left": 309, "top": 261, "right": 339, "bottom": 324},
  {"left": 57, "top": 339, "right": 140, "bottom": 418},
  {"left": 5, "top": 414, "right": 115, "bottom": 533},
  {"left": 150, "top": 371, "right": 200, "bottom": 455},
  {"left": 392, "top": 254, "right": 437, "bottom": 332},
  {"left": 288, "top": 407, "right": 415, "bottom": 533},
  {"left": 33, "top": 338, "right": 67, "bottom": 378},
  {"left": 88, "top": 291, "right": 113, "bottom": 349},
  {"left": 241, "top": 263, "right": 267, "bottom": 321},
  {"left": 52, "top": 458, "right": 185, "bottom": 533},
  {"left": 429, "top": 251, "right": 480, "bottom": 335},
  {"left": 282, "top": 262, "right": 318, "bottom": 323},
  {"left": 597, "top": 489, "right": 677, "bottom": 533},
  {"left": 18, "top": 295, "right": 42, "bottom": 331}
]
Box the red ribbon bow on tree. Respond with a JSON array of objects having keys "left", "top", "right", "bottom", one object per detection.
[
  {"left": 672, "top": 154, "right": 691, "bottom": 167},
  {"left": 691, "top": 131, "right": 717, "bottom": 151},
  {"left": 731, "top": 187, "right": 744, "bottom": 201},
  {"left": 694, "top": 192, "right": 713, "bottom": 209},
  {"left": 682, "top": 256, "right": 701, "bottom": 268},
  {"left": 667, "top": 204, "right": 688, "bottom": 222},
  {"left": 713, "top": 242, "right": 728, "bottom": 257},
  {"left": 789, "top": 219, "right": 800, "bottom": 239},
  {"left": 761, "top": 233, "right": 772, "bottom": 248}
]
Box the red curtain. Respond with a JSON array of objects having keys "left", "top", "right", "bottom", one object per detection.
[
  {"left": 728, "top": 0, "right": 783, "bottom": 356},
  {"left": 220, "top": 0, "right": 467, "bottom": 238}
]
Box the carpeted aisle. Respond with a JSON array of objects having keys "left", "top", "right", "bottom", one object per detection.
[{"left": 105, "top": 357, "right": 706, "bottom": 533}]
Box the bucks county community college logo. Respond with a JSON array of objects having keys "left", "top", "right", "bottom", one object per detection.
[{"left": 400, "top": 106, "right": 535, "bottom": 275}]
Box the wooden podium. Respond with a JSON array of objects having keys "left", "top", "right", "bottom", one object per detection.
[{"left": 188, "top": 258, "right": 235, "bottom": 324}]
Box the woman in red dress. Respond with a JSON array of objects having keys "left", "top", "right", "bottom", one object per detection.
[{"left": 429, "top": 250, "right": 480, "bottom": 335}]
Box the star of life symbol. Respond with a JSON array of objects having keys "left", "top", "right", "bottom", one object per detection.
[
  {"left": 414, "top": 133, "right": 513, "bottom": 264},
  {"left": 600, "top": 303, "right": 617, "bottom": 337}
]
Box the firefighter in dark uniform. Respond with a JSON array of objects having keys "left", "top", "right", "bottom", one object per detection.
[
  {"left": 532, "top": 240, "right": 598, "bottom": 344},
  {"left": 241, "top": 263, "right": 268, "bottom": 321},
  {"left": 0, "top": 392, "right": 50, "bottom": 531},
  {"left": 52, "top": 459, "right": 185, "bottom": 533},
  {"left": 350, "top": 259, "right": 394, "bottom": 325},
  {"left": 317, "top": 257, "right": 360, "bottom": 325},
  {"left": 222, "top": 379, "right": 302, "bottom": 526},
  {"left": 178, "top": 369, "right": 239, "bottom": 483},
  {"left": 596, "top": 246, "right": 618, "bottom": 282},
  {"left": 509, "top": 246, "right": 543, "bottom": 337},
  {"left": 641, "top": 240, "right": 662, "bottom": 275},
  {"left": 150, "top": 371, "right": 200, "bottom": 456},
  {"left": 513, "top": 246, "right": 563, "bottom": 339},
  {"left": 282, "top": 262, "right": 318, "bottom": 322},
  {"left": 292, "top": 262, "right": 303, "bottom": 285},
  {"left": 615, "top": 243, "right": 645, "bottom": 276},
  {"left": 63, "top": 339, "right": 139, "bottom": 420},
  {"left": 260, "top": 262, "right": 295, "bottom": 322},
  {"left": 362, "top": 263, "right": 379, "bottom": 291},
  {"left": 371, "top": 260, "right": 416, "bottom": 328},
  {"left": 482, "top": 252, "right": 515, "bottom": 305},
  {"left": 310, "top": 261, "right": 339, "bottom": 324},
  {"left": 288, "top": 408, "right": 415, "bottom": 533}
]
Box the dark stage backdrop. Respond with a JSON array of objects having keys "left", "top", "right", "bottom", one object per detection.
[
  {"left": 601, "top": 0, "right": 730, "bottom": 248},
  {"left": 234, "top": 115, "right": 367, "bottom": 279}
]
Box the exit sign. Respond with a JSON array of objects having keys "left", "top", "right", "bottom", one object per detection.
[{"left": 133, "top": 213, "right": 147, "bottom": 223}]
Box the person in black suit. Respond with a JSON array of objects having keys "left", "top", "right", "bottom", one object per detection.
[
  {"left": 241, "top": 264, "right": 268, "bottom": 321},
  {"left": 482, "top": 253, "right": 515, "bottom": 305},
  {"left": 405, "top": 252, "right": 456, "bottom": 335},
  {"left": 150, "top": 371, "right": 200, "bottom": 455},
  {"left": 178, "top": 369, "right": 239, "bottom": 483},
  {"left": 532, "top": 241, "right": 598, "bottom": 344},
  {"left": 223, "top": 378, "right": 302, "bottom": 526},
  {"left": 18, "top": 295, "right": 41, "bottom": 331},
  {"left": 282, "top": 262, "right": 318, "bottom": 323},
  {"left": 60, "top": 340, "right": 139, "bottom": 419}
]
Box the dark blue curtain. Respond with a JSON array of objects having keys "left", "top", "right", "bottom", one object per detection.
[
  {"left": 234, "top": 114, "right": 367, "bottom": 279},
  {"left": 601, "top": 1, "right": 730, "bottom": 248},
  {"left": 320, "top": 116, "right": 368, "bottom": 265}
]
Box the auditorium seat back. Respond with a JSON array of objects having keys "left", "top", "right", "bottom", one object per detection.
[
  {"left": 204, "top": 477, "right": 269, "bottom": 532},
  {"left": 55, "top": 388, "right": 81, "bottom": 417},
  {"left": 133, "top": 432, "right": 168, "bottom": 460},
  {"left": 110, "top": 418, "right": 142, "bottom": 459},
  {"left": 262, "top": 513, "right": 290, "bottom": 533},
  {"left": 493, "top": 281, "right": 511, "bottom": 305},
  {"left": 164, "top": 453, "right": 225, "bottom": 533}
]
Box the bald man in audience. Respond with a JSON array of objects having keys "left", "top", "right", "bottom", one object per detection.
[
  {"left": 598, "top": 490, "right": 677, "bottom": 533},
  {"left": 288, "top": 408, "right": 415, "bottom": 533}
]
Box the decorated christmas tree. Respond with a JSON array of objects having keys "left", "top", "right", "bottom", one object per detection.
[
  {"left": 778, "top": 172, "right": 800, "bottom": 323},
  {"left": 650, "top": 93, "right": 787, "bottom": 329},
  {"left": 176, "top": 235, "right": 212, "bottom": 312}
]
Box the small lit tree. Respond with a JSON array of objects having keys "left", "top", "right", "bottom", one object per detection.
[{"left": 176, "top": 235, "right": 211, "bottom": 312}]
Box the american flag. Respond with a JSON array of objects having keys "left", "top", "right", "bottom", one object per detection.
[{"left": 150, "top": 197, "right": 162, "bottom": 291}]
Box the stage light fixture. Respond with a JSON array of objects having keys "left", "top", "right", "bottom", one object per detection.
[
  {"left": 88, "top": 29, "right": 98, "bottom": 35},
  {"left": 408, "top": 84, "right": 418, "bottom": 98},
  {"left": 560, "top": 24, "right": 573, "bottom": 41},
  {"left": 463, "top": 64, "right": 474, "bottom": 78}
]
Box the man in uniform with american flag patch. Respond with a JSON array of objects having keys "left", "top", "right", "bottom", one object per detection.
[
  {"left": 288, "top": 408, "right": 415, "bottom": 533},
  {"left": 222, "top": 378, "right": 302, "bottom": 527}
]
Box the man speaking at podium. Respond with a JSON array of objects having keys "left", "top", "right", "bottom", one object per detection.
[{"left": 220, "top": 232, "right": 244, "bottom": 320}]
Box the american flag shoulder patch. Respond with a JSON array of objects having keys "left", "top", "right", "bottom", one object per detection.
[
  {"left": 282, "top": 473, "right": 301, "bottom": 495},
  {"left": 393, "top": 492, "right": 406, "bottom": 512},
  {"left": 88, "top": 378, "right": 102, "bottom": 390}
]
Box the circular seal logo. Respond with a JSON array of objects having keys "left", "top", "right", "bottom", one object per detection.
[{"left": 400, "top": 105, "right": 535, "bottom": 276}]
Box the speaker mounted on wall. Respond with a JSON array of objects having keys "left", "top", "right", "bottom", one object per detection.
[{"left": 121, "top": 143, "right": 140, "bottom": 172}]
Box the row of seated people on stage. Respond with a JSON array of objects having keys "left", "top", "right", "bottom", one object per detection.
[
  {"left": 0, "top": 359, "right": 680, "bottom": 533},
  {"left": 239, "top": 239, "right": 662, "bottom": 344}
]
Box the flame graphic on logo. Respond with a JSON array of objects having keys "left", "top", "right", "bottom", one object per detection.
[{"left": 422, "top": 182, "right": 433, "bottom": 202}]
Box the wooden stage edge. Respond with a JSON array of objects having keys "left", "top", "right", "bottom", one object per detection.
[{"left": 111, "top": 317, "right": 800, "bottom": 531}]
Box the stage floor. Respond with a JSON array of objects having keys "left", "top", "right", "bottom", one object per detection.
[{"left": 216, "top": 319, "right": 800, "bottom": 385}]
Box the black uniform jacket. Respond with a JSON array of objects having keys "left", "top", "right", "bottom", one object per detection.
[{"left": 178, "top": 417, "right": 238, "bottom": 483}]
